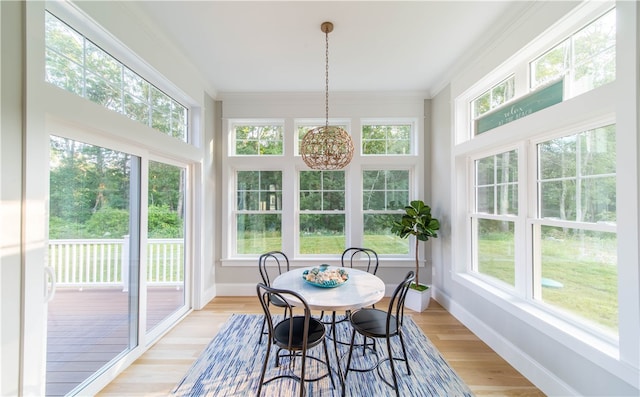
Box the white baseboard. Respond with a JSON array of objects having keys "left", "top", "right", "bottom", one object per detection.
[{"left": 432, "top": 287, "right": 577, "bottom": 396}]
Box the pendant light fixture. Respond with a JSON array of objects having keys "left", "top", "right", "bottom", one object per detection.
[{"left": 300, "top": 21, "right": 354, "bottom": 170}]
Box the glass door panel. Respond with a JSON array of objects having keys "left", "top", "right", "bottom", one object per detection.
[
  {"left": 46, "top": 136, "right": 139, "bottom": 396},
  {"left": 146, "top": 161, "right": 186, "bottom": 333}
]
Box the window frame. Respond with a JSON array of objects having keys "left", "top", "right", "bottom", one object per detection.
[
  {"left": 222, "top": 116, "right": 423, "bottom": 263},
  {"left": 452, "top": 0, "right": 619, "bottom": 352}
]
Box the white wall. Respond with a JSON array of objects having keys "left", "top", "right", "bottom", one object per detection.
[
  {"left": 0, "top": 2, "right": 24, "bottom": 395},
  {"left": 431, "top": 1, "right": 640, "bottom": 396},
  {"left": 215, "top": 92, "right": 430, "bottom": 295}
]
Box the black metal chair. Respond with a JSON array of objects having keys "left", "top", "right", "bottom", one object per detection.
[
  {"left": 258, "top": 251, "right": 290, "bottom": 344},
  {"left": 256, "top": 283, "right": 335, "bottom": 397},
  {"left": 343, "top": 271, "right": 415, "bottom": 397},
  {"left": 341, "top": 247, "right": 379, "bottom": 275},
  {"left": 323, "top": 247, "right": 380, "bottom": 346}
]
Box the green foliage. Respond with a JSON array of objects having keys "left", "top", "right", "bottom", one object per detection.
[
  {"left": 148, "top": 205, "right": 184, "bottom": 238},
  {"left": 84, "top": 207, "right": 130, "bottom": 238},
  {"left": 391, "top": 200, "right": 440, "bottom": 286},
  {"left": 391, "top": 200, "right": 440, "bottom": 242}
]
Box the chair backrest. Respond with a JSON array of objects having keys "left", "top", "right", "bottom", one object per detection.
[
  {"left": 386, "top": 271, "right": 415, "bottom": 332},
  {"left": 340, "top": 247, "right": 379, "bottom": 275},
  {"left": 258, "top": 251, "right": 290, "bottom": 286},
  {"left": 256, "top": 283, "right": 311, "bottom": 349}
]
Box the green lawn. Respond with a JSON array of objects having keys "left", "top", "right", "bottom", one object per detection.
[
  {"left": 242, "top": 230, "right": 619, "bottom": 332},
  {"left": 479, "top": 234, "right": 618, "bottom": 331}
]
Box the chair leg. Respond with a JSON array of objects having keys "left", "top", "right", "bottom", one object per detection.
[
  {"left": 386, "top": 335, "right": 400, "bottom": 397},
  {"left": 257, "top": 339, "right": 271, "bottom": 397},
  {"left": 322, "top": 337, "right": 336, "bottom": 390},
  {"left": 299, "top": 346, "right": 307, "bottom": 397},
  {"left": 342, "top": 329, "right": 358, "bottom": 396},
  {"left": 398, "top": 331, "right": 411, "bottom": 375},
  {"left": 259, "top": 315, "right": 266, "bottom": 344}
]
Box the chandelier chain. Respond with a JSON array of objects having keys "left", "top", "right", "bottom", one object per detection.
[{"left": 325, "top": 27, "right": 329, "bottom": 128}]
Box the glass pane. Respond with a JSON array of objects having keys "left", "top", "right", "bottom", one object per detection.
[
  {"left": 581, "top": 176, "right": 616, "bottom": 223},
  {"left": 476, "top": 157, "right": 495, "bottom": 185},
  {"left": 85, "top": 41, "right": 122, "bottom": 86},
  {"left": 300, "top": 191, "right": 322, "bottom": 211},
  {"left": 387, "top": 190, "right": 409, "bottom": 210},
  {"left": 539, "top": 226, "right": 618, "bottom": 332},
  {"left": 45, "top": 50, "right": 84, "bottom": 96},
  {"left": 124, "top": 93, "right": 150, "bottom": 124},
  {"left": 152, "top": 108, "right": 171, "bottom": 134},
  {"left": 45, "top": 12, "right": 84, "bottom": 64},
  {"left": 538, "top": 135, "right": 577, "bottom": 180},
  {"left": 540, "top": 180, "right": 576, "bottom": 220},
  {"left": 300, "top": 171, "right": 321, "bottom": 190},
  {"left": 323, "top": 171, "right": 345, "bottom": 190},
  {"left": 363, "top": 191, "right": 386, "bottom": 211},
  {"left": 235, "top": 125, "right": 283, "bottom": 155},
  {"left": 573, "top": 9, "right": 616, "bottom": 66},
  {"left": 495, "top": 150, "right": 518, "bottom": 184},
  {"left": 580, "top": 126, "right": 616, "bottom": 175},
  {"left": 85, "top": 72, "right": 121, "bottom": 112},
  {"left": 476, "top": 219, "right": 515, "bottom": 286},
  {"left": 531, "top": 40, "right": 569, "bottom": 88},
  {"left": 498, "top": 184, "right": 518, "bottom": 215},
  {"left": 573, "top": 47, "right": 615, "bottom": 95},
  {"left": 123, "top": 69, "right": 149, "bottom": 100},
  {"left": 387, "top": 170, "right": 409, "bottom": 190},
  {"left": 476, "top": 186, "right": 495, "bottom": 213},
  {"left": 171, "top": 102, "right": 188, "bottom": 141},
  {"left": 362, "top": 125, "right": 411, "bottom": 155},
  {"left": 299, "top": 214, "right": 345, "bottom": 254},
  {"left": 236, "top": 214, "right": 281, "bottom": 254},
  {"left": 47, "top": 136, "right": 138, "bottom": 396},
  {"left": 323, "top": 191, "right": 345, "bottom": 211},
  {"left": 473, "top": 91, "right": 491, "bottom": 118},
  {"left": 539, "top": 125, "right": 615, "bottom": 222},
  {"left": 363, "top": 214, "right": 409, "bottom": 255},
  {"left": 146, "top": 161, "right": 185, "bottom": 333}
]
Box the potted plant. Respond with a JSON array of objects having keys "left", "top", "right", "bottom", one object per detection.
[{"left": 391, "top": 200, "right": 440, "bottom": 312}]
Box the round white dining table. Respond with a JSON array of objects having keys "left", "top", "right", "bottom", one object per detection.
[{"left": 271, "top": 266, "right": 385, "bottom": 312}]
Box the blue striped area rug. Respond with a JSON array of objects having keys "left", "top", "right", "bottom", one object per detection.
[{"left": 171, "top": 313, "right": 474, "bottom": 396}]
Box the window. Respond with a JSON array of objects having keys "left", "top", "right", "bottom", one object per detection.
[
  {"left": 362, "top": 170, "right": 410, "bottom": 254},
  {"left": 465, "top": 7, "right": 615, "bottom": 139},
  {"left": 472, "top": 150, "right": 518, "bottom": 287},
  {"left": 535, "top": 126, "right": 617, "bottom": 331},
  {"left": 362, "top": 124, "right": 412, "bottom": 155},
  {"left": 530, "top": 9, "right": 615, "bottom": 95},
  {"left": 455, "top": 3, "right": 618, "bottom": 341},
  {"left": 45, "top": 11, "right": 188, "bottom": 141},
  {"left": 299, "top": 171, "right": 345, "bottom": 254},
  {"left": 225, "top": 115, "right": 422, "bottom": 259},
  {"left": 234, "top": 124, "right": 284, "bottom": 155},
  {"left": 472, "top": 76, "right": 515, "bottom": 119},
  {"left": 235, "top": 170, "right": 282, "bottom": 254}
]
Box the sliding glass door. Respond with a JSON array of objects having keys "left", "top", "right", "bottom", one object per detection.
[
  {"left": 45, "top": 136, "right": 190, "bottom": 395},
  {"left": 146, "top": 161, "right": 186, "bottom": 333},
  {"left": 47, "top": 136, "right": 140, "bottom": 396}
]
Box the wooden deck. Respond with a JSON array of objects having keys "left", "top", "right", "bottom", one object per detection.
[{"left": 46, "top": 287, "right": 184, "bottom": 396}]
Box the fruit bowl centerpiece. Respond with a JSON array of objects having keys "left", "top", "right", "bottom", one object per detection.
[{"left": 302, "top": 264, "right": 349, "bottom": 288}]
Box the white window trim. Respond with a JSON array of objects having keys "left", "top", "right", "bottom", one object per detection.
[{"left": 221, "top": 116, "right": 423, "bottom": 266}]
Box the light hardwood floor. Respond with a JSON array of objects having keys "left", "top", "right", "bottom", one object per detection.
[{"left": 97, "top": 297, "right": 545, "bottom": 397}]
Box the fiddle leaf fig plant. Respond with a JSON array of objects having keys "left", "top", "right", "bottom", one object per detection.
[{"left": 391, "top": 200, "right": 440, "bottom": 289}]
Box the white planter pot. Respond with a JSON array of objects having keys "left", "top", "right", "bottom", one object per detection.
[{"left": 404, "top": 284, "right": 431, "bottom": 312}]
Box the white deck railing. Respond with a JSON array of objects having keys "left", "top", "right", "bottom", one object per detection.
[{"left": 49, "top": 237, "right": 184, "bottom": 289}]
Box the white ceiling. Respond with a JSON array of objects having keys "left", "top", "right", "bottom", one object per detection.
[{"left": 124, "top": 1, "right": 534, "bottom": 97}]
